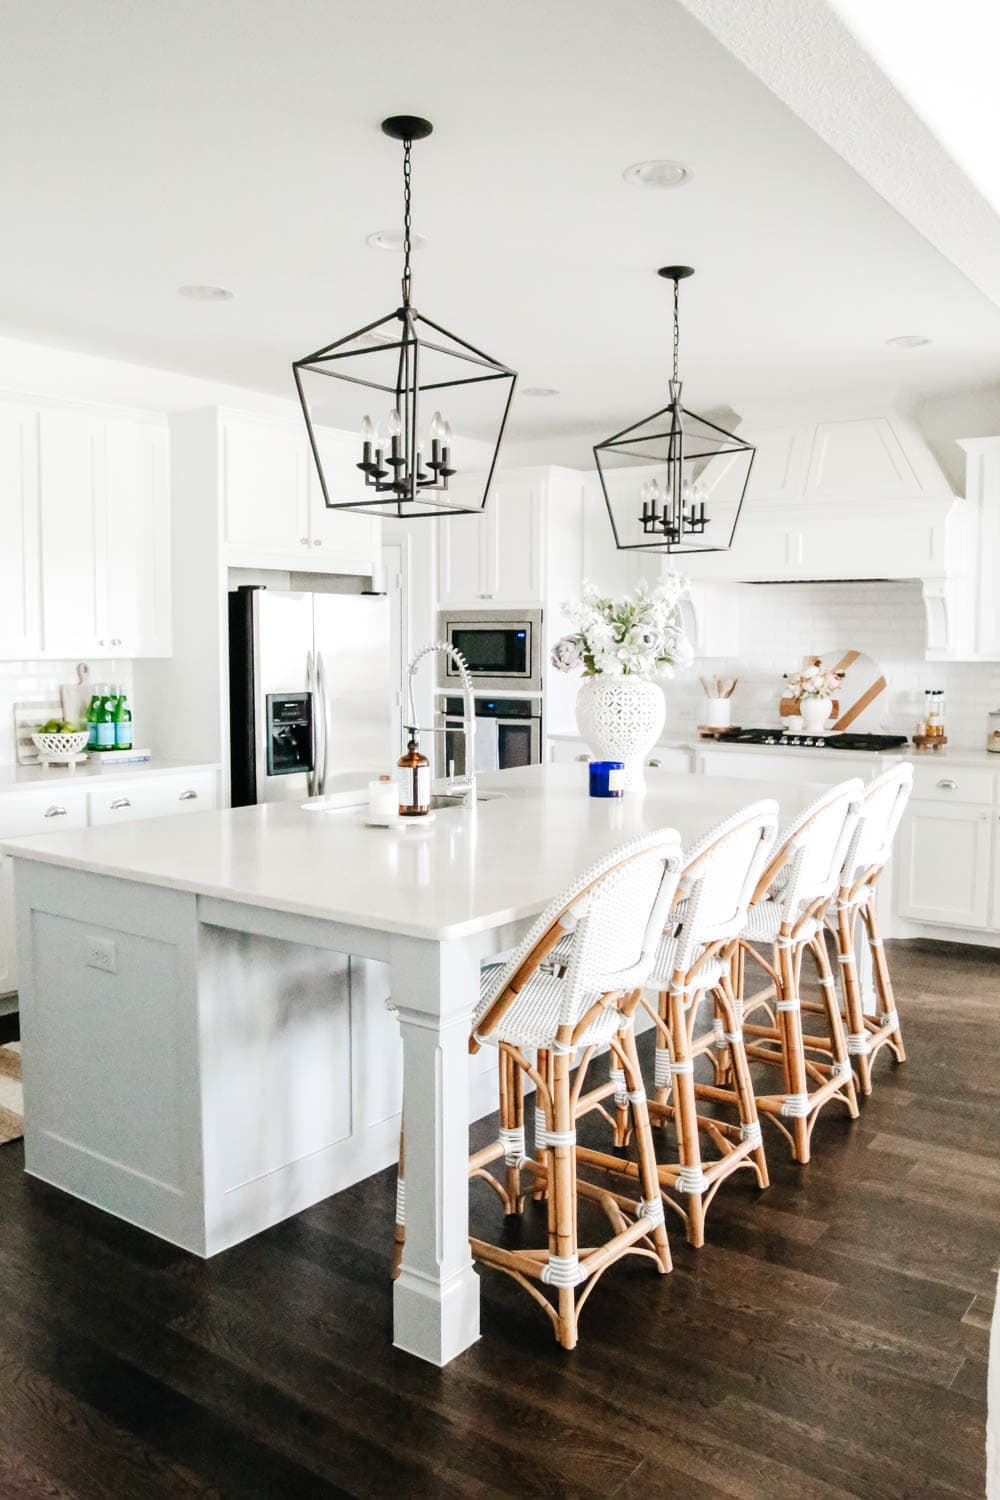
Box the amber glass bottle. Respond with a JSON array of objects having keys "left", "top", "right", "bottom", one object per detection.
[{"left": 397, "top": 728, "right": 431, "bottom": 815}]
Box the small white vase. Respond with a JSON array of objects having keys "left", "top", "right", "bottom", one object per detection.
[
  {"left": 575, "top": 675, "right": 666, "bottom": 791},
  {"left": 800, "top": 695, "right": 833, "bottom": 734}
]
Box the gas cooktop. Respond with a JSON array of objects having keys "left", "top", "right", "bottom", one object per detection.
[{"left": 715, "top": 728, "right": 909, "bottom": 751}]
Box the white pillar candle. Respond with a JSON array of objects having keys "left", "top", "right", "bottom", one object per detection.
[{"left": 369, "top": 776, "right": 399, "bottom": 819}]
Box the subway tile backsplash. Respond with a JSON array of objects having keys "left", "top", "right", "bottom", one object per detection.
[
  {"left": 0, "top": 660, "right": 135, "bottom": 765},
  {"left": 670, "top": 581, "right": 1000, "bottom": 748}
]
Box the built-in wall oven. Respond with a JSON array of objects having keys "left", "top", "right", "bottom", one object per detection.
[
  {"left": 438, "top": 608, "right": 543, "bottom": 693},
  {"left": 436, "top": 695, "right": 542, "bottom": 777}
]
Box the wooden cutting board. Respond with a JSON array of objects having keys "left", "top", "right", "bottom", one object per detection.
[{"left": 780, "top": 650, "right": 886, "bottom": 731}]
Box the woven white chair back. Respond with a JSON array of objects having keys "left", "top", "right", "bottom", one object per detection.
[
  {"left": 774, "top": 778, "right": 864, "bottom": 922},
  {"left": 672, "top": 800, "right": 779, "bottom": 972},
  {"left": 479, "top": 827, "right": 684, "bottom": 1035},
  {"left": 845, "top": 763, "right": 914, "bottom": 880}
]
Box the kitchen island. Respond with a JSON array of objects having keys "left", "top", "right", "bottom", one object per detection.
[{"left": 4, "top": 763, "right": 825, "bottom": 1366}]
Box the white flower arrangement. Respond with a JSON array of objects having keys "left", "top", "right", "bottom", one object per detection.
[
  {"left": 784, "top": 660, "right": 844, "bottom": 701},
  {"left": 551, "top": 576, "right": 692, "bottom": 680}
]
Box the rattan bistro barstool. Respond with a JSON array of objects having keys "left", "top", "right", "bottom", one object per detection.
[
  {"left": 393, "top": 827, "right": 683, "bottom": 1350},
  {"left": 830, "top": 763, "right": 913, "bottom": 1094},
  {"left": 739, "top": 780, "right": 864, "bottom": 1164}
]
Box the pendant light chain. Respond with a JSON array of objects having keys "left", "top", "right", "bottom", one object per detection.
[
  {"left": 672, "top": 274, "right": 680, "bottom": 386},
  {"left": 401, "top": 136, "right": 413, "bottom": 307}
]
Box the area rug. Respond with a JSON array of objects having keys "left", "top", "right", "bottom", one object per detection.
[{"left": 0, "top": 1042, "right": 23, "bottom": 1144}]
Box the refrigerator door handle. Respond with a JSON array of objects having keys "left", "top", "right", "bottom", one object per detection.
[
  {"left": 316, "top": 649, "right": 331, "bottom": 793},
  {"left": 305, "top": 648, "right": 318, "bottom": 798}
]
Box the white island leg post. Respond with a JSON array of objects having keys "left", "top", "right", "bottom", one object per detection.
[{"left": 389, "top": 932, "right": 481, "bottom": 1366}]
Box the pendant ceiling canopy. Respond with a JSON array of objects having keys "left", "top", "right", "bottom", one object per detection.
[
  {"left": 594, "top": 266, "right": 755, "bottom": 556},
  {"left": 293, "top": 116, "right": 518, "bottom": 520}
]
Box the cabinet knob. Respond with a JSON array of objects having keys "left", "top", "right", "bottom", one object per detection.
[
  {"left": 300, "top": 537, "right": 309, "bottom": 546},
  {"left": 312, "top": 539, "right": 321, "bottom": 547},
  {"left": 43, "top": 805, "right": 66, "bottom": 818},
  {"left": 97, "top": 639, "right": 105, "bottom": 647},
  {"left": 110, "top": 797, "right": 132, "bottom": 810},
  {"left": 179, "top": 789, "right": 198, "bottom": 801},
  {"left": 936, "top": 779, "right": 957, "bottom": 790}
]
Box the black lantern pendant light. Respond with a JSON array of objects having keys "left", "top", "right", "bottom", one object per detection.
[
  {"left": 593, "top": 266, "right": 754, "bottom": 555},
  {"left": 293, "top": 116, "right": 517, "bottom": 519}
]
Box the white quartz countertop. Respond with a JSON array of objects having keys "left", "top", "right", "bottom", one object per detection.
[
  {"left": 1, "top": 764, "right": 825, "bottom": 941},
  {"left": 0, "top": 758, "right": 221, "bottom": 797},
  {"left": 547, "top": 731, "right": 1000, "bottom": 769}
]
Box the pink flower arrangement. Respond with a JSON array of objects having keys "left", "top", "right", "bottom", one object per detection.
[{"left": 784, "top": 661, "right": 844, "bottom": 701}]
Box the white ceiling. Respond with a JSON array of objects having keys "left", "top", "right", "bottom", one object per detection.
[{"left": 2, "top": 0, "right": 1000, "bottom": 466}]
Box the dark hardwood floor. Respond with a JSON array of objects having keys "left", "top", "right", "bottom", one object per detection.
[{"left": 0, "top": 941, "right": 994, "bottom": 1498}]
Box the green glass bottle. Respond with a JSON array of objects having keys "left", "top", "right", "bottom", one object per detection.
[
  {"left": 95, "top": 685, "right": 116, "bottom": 751},
  {"left": 113, "top": 688, "right": 133, "bottom": 750},
  {"left": 86, "top": 688, "right": 102, "bottom": 749}
]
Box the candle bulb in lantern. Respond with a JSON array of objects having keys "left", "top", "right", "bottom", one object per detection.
[
  {"left": 360, "top": 414, "right": 374, "bottom": 470},
  {"left": 387, "top": 407, "right": 402, "bottom": 465},
  {"left": 441, "top": 418, "right": 452, "bottom": 466},
  {"left": 429, "top": 409, "right": 444, "bottom": 470}
]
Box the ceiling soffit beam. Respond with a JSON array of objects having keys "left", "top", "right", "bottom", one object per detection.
[{"left": 673, "top": 0, "right": 1000, "bottom": 312}]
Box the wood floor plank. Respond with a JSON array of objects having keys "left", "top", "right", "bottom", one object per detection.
[{"left": 0, "top": 938, "right": 993, "bottom": 1499}]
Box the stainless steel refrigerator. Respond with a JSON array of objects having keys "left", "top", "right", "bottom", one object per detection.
[{"left": 228, "top": 585, "right": 393, "bottom": 806}]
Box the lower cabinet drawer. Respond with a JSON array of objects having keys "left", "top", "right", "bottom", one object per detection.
[
  {"left": 911, "top": 763, "right": 996, "bottom": 805},
  {"left": 0, "top": 792, "right": 89, "bottom": 839},
  {"left": 87, "top": 772, "right": 218, "bottom": 826}
]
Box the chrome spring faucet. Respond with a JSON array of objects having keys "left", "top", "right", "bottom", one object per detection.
[{"left": 406, "top": 641, "right": 476, "bottom": 804}]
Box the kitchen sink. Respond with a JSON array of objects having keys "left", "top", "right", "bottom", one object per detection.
[{"left": 428, "top": 790, "right": 507, "bottom": 809}]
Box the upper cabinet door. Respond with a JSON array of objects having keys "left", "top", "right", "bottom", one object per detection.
[
  {"left": 306, "top": 430, "right": 381, "bottom": 574},
  {"left": 104, "top": 419, "right": 171, "bottom": 656},
  {"left": 222, "top": 418, "right": 310, "bottom": 557},
  {"left": 38, "top": 409, "right": 106, "bottom": 656},
  {"left": 0, "top": 405, "right": 41, "bottom": 659},
  {"left": 437, "top": 476, "right": 489, "bottom": 605},
  {"left": 488, "top": 480, "right": 543, "bottom": 604}
]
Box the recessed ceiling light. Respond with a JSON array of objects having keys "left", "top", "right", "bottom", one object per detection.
[
  {"left": 886, "top": 333, "right": 931, "bottom": 348},
  {"left": 623, "top": 159, "right": 692, "bottom": 189},
  {"left": 177, "top": 284, "right": 234, "bottom": 302},
  {"left": 522, "top": 386, "right": 560, "bottom": 397},
  {"left": 365, "top": 229, "right": 428, "bottom": 252}
]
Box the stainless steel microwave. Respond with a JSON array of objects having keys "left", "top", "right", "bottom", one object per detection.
[{"left": 438, "top": 609, "right": 543, "bottom": 693}]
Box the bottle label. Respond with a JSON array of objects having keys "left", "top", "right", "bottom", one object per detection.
[
  {"left": 115, "top": 722, "right": 133, "bottom": 749},
  {"left": 401, "top": 763, "right": 431, "bottom": 813},
  {"left": 96, "top": 723, "right": 115, "bottom": 749}
]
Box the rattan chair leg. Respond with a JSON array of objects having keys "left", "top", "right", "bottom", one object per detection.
[
  {"left": 863, "top": 899, "right": 906, "bottom": 1066},
  {"left": 621, "top": 1028, "right": 671, "bottom": 1273},
  {"left": 392, "top": 1118, "right": 406, "bottom": 1281},
  {"left": 715, "top": 979, "right": 769, "bottom": 1190},
  {"left": 835, "top": 901, "right": 872, "bottom": 1095},
  {"left": 499, "top": 1047, "right": 526, "bottom": 1214},
  {"left": 667, "top": 981, "right": 707, "bottom": 1246},
  {"left": 808, "top": 935, "right": 859, "bottom": 1121},
  {"left": 777, "top": 939, "right": 811, "bottom": 1164}
]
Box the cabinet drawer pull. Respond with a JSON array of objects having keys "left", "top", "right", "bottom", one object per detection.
[
  {"left": 312, "top": 538, "right": 321, "bottom": 547},
  {"left": 936, "top": 779, "right": 957, "bottom": 790},
  {"left": 179, "top": 789, "right": 198, "bottom": 801},
  {"left": 43, "top": 805, "right": 66, "bottom": 818},
  {"left": 647, "top": 758, "right": 662, "bottom": 768},
  {"left": 110, "top": 797, "right": 132, "bottom": 810},
  {"left": 574, "top": 754, "right": 590, "bottom": 762},
  {"left": 300, "top": 537, "right": 310, "bottom": 546}
]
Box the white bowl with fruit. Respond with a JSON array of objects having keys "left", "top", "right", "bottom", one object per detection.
[{"left": 32, "top": 721, "right": 90, "bottom": 765}]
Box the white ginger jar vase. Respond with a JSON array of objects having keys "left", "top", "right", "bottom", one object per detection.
[
  {"left": 575, "top": 675, "right": 666, "bottom": 791},
  {"left": 800, "top": 695, "right": 833, "bottom": 734}
]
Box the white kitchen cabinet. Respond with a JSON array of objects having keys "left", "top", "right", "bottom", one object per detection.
[
  {"left": 741, "top": 425, "right": 812, "bottom": 503},
  {"left": 990, "top": 814, "right": 1000, "bottom": 931},
  {"left": 222, "top": 416, "right": 311, "bottom": 558},
  {"left": 895, "top": 799, "right": 993, "bottom": 929},
  {"left": 0, "top": 406, "right": 41, "bottom": 659},
  {"left": 0, "top": 770, "right": 219, "bottom": 997},
  {"left": 438, "top": 476, "right": 543, "bottom": 606},
  {"left": 38, "top": 409, "right": 105, "bottom": 656},
  {"left": 306, "top": 429, "right": 382, "bottom": 573},
  {"left": 37, "top": 407, "right": 171, "bottom": 659}
]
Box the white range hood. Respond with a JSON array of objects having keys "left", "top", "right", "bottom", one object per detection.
[{"left": 674, "top": 415, "right": 999, "bottom": 662}]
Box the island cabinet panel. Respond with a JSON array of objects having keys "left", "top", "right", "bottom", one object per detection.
[
  {"left": 895, "top": 798, "right": 992, "bottom": 929},
  {"left": 14, "top": 865, "right": 206, "bottom": 1252}
]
